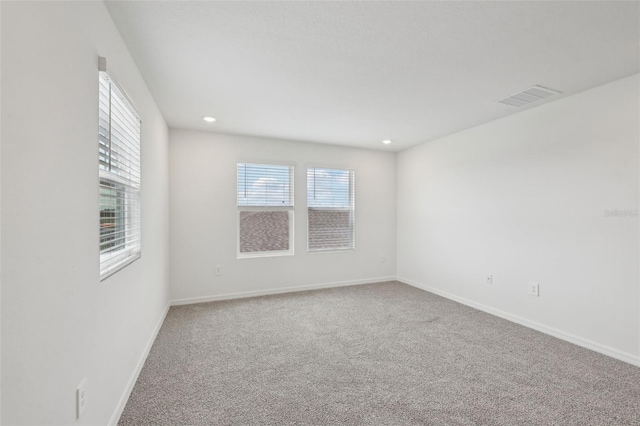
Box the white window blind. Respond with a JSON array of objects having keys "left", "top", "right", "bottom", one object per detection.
[
  {"left": 237, "top": 163, "right": 293, "bottom": 206},
  {"left": 237, "top": 163, "right": 294, "bottom": 256},
  {"left": 99, "top": 72, "right": 142, "bottom": 280},
  {"left": 307, "top": 167, "right": 355, "bottom": 251}
]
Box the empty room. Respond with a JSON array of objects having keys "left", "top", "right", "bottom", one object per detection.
[{"left": 1, "top": 1, "right": 639, "bottom": 425}]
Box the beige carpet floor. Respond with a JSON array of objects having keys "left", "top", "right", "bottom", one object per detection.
[{"left": 119, "top": 281, "right": 640, "bottom": 425}]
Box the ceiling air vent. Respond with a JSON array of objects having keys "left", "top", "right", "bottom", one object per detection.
[{"left": 497, "top": 85, "right": 561, "bottom": 107}]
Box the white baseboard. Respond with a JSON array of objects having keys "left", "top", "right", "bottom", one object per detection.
[
  {"left": 108, "top": 302, "right": 171, "bottom": 426},
  {"left": 398, "top": 276, "right": 640, "bottom": 368},
  {"left": 170, "top": 276, "right": 397, "bottom": 306}
]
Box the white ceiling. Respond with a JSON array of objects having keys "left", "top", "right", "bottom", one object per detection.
[{"left": 105, "top": 1, "right": 639, "bottom": 152}]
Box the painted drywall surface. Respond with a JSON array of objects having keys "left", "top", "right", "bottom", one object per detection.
[
  {"left": 1, "top": 2, "right": 170, "bottom": 425},
  {"left": 398, "top": 74, "right": 640, "bottom": 359},
  {"left": 169, "top": 130, "right": 397, "bottom": 301},
  {"left": 0, "top": 3, "right": 2, "bottom": 423}
]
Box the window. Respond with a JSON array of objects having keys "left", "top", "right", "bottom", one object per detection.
[
  {"left": 99, "top": 71, "right": 141, "bottom": 280},
  {"left": 307, "top": 167, "right": 355, "bottom": 251},
  {"left": 237, "top": 163, "right": 294, "bottom": 257}
]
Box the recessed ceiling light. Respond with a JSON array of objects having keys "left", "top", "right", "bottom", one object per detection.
[
  {"left": 203, "top": 116, "right": 216, "bottom": 123},
  {"left": 382, "top": 140, "right": 392, "bottom": 145}
]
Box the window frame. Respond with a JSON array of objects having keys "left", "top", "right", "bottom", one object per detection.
[
  {"left": 306, "top": 166, "right": 356, "bottom": 253},
  {"left": 236, "top": 162, "right": 295, "bottom": 259},
  {"left": 98, "top": 70, "right": 142, "bottom": 280}
]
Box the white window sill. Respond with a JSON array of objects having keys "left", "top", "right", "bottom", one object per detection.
[
  {"left": 237, "top": 250, "right": 294, "bottom": 259},
  {"left": 307, "top": 248, "right": 355, "bottom": 254},
  {"left": 100, "top": 251, "right": 141, "bottom": 281}
]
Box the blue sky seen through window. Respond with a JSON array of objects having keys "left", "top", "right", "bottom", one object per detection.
[
  {"left": 236, "top": 164, "right": 352, "bottom": 208},
  {"left": 237, "top": 163, "right": 293, "bottom": 206},
  {"left": 307, "top": 168, "right": 353, "bottom": 209}
]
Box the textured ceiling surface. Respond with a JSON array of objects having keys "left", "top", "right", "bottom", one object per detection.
[{"left": 105, "top": 1, "right": 639, "bottom": 151}]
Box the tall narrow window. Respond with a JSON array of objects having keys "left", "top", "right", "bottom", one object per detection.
[
  {"left": 237, "top": 163, "right": 294, "bottom": 257},
  {"left": 307, "top": 167, "right": 355, "bottom": 251},
  {"left": 99, "top": 72, "right": 141, "bottom": 279}
]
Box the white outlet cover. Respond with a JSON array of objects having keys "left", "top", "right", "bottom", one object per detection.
[
  {"left": 486, "top": 274, "right": 493, "bottom": 284},
  {"left": 529, "top": 282, "right": 539, "bottom": 296},
  {"left": 76, "top": 378, "right": 87, "bottom": 419}
]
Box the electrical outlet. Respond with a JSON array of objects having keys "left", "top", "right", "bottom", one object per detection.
[
  {"left": 215, "top": 265, "right": 222, "bottom": 276},
  {"left": 529, "top": 282, "right": 539, "bottom": 297},
  {"left": 379, "top": 255, "right": 386, "bottom": 264},
  {"left": 486, "top": 274, "right": 493, "bottom": 285},
  {"left": 76, "top": 378, "right": 87, "bottom": 419}
]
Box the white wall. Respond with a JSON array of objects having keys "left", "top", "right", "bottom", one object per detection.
[
  {"left": 397, "top": 74, "right": 640, "bottom": 364},
  {"left": 1, "top": 2, "right": 170, "bottom": 425},
  {"left": 0, "top": 2, "right": 2, "bottom": 423},
  {"left": 0, "top": 4, "right": 3, "bottom": 421},
  {"left": 170, "top": 130, "right": 396, "bottom": 302}
]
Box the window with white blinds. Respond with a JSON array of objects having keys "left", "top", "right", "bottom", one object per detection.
[
  {"left": 307, "top": 167, "right": 355, "bottom": 251},
  {"left": 237, "top": 163, "right": 294, "bottom": 256},
  {"left": 99, "top": 72, "right": 142, "bottom": 280}
]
